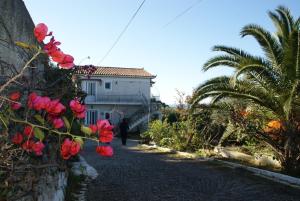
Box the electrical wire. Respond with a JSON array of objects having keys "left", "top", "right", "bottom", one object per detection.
[
  {"left": 163, "top": 0, "right": 204, "bottom": 28},
  {"left": 97, "top": 0, "right": 146, "bottom": 65}
]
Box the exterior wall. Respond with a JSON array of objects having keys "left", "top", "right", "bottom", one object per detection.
[
  {"left": 80, "top": 76, "right": 151, "bottom": 102},
  {"left": 0, "top": 0, "right": 44, "bottom": 88},
  {"left": 0, "top": 0, "right": 41, "bottom": 70}
]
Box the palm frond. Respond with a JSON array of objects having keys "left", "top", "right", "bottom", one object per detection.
[
  {"left": 241, "top": 24, "right": 283, "bottom": 66},
  {"left": 202, "top": 55, "right": 238, "bottom": 71},
  {"left": 276, "top": 6, "right": 294, "bottom": 33},
  {"left": 212, "top": 45, "right": 251, "bottom": 57}
]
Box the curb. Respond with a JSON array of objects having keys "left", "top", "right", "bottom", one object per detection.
[
  {"left": 214, "top": 159, "right": 300, "bottom": 188},
  {"left": 139, "top": 143, "right": 300, "bottom": 188}
]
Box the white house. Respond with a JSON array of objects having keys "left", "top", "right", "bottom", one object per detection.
[{"left": 75, "top": 65, "right": 160, "bottom": 131}]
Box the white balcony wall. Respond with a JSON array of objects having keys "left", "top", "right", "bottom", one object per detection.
[{"left": 81, "top": 76, "right": 151, "bottom": 103}]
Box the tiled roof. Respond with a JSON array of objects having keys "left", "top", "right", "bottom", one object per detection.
[{"left": 75, "top": 65, "right": 156, "bottom": 78}]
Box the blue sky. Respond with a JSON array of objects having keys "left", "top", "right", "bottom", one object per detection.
[{"left": 24, "top": 0, "right": 300, "bottom": 105}]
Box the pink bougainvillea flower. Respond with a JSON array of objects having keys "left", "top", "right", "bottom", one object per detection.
[
  {"left": 12, "top": 133, "right": 23, "bottom": 144},
  {"left": 45, "top": 99, "right": 66, "bottom": 116},
  {"left": 22, "top": 140, "right": 35, "bottom": 152},
  {"left": 69, "top": 99, "right": 86, "bottom": 119},
  {"left": 32, "top": 141, "right": 45, "bottom": 156},
  {"left": 89, "top": 124, "right": 98, "bottom": 134},
  {"left": 23, "top": 126, "right": 34, "bottom": 138},
  {"left": 60, "top": 138, "right": 81, "bottom": 159},
  {"left": 33, "top": 96, "right": 51, "bottom": 111},
  {"left": 34, "top": 23, "right": 48, "bottom": 42},
  {"left": 59, "top": 54, "right": 74, "bottom": 69},
  {"left": 61, "top": 138, "right": 72, "bottom": 160},
  {"left": 9, "top": 91, "right": 21, "bottom": 101},
  {"left": 51, "top": 50, "right": 65, "bottom": 63},
  {"left": 52, "top": 118, "right": 64, "bottom": 129},
  {"left": 11, "top": 102, "right": 22, "bottom": 110},
  {"left": 99, "top": 130, "right": 114, "bottom": 143},
  {"left": 70, "top": 141, "right": 81, "bottom": 156},
  {"left": 27, "top": 92, "right": 38, "bottom": 109},
  {"left": 44, "top": 37, "right": 61, "bottom": 55},
  {"left": 96, "top": 146, "right": 113, "bottom": 157},
  {"left": 96, "top": 119, "right": 111, "bottom": 130}
]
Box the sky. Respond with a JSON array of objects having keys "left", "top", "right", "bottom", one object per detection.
[{"left": 23, "top": 0, "right": 300, "bottom": 105}]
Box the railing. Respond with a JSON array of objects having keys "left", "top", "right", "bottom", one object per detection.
[
  {"left": 128, "top": 101, "right": 162, "bottom": 131},
  {"left": 85, "top": 94, "right": 144, "bottom": 104}
]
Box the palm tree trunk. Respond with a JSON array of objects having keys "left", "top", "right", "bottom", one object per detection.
[{"left": 281, "top": 130, "right": 300, "bottom": 175}]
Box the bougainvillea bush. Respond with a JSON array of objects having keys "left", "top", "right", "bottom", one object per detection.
[{"left": 0, "top": 23, "right": 113, "bottom": 197}]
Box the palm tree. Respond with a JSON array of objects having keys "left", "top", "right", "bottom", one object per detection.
[{"left": 191, "top": 6, "right": 300, "bottom": 173}]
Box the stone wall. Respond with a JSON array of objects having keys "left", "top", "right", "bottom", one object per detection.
[
  {"left": 0, "top": 0, "right": 37, "bottom": 66},
  {"left": 0, "top": 0, "right": 44, "bottom": 86},
  {"left": 0, "top": 1, "right": 67, "bottom": 201},
  {"left": 13, "top": 168, "right": 68, "bottom": 201}
]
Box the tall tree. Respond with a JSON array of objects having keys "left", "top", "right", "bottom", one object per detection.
[{"left": 191, "top": 6, "right": 300, "bottom": 174}]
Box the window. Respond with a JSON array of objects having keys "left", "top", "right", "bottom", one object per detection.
[
  {"left": 104, "top": 81, "right": 112, "bottom": 90},
  {"left": 86, "top": 82, "right": 96, "bottom": 96},
  {"left": 85, "top": 110, "right": 98, "bottom": 125}
]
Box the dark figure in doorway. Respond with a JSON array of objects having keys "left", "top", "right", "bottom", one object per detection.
[
  {"left": 119, "top": 118, "right": 129, "bottom": 145},
  {"left": 105, "top": 113, "right": 112, "bottom": 124}
]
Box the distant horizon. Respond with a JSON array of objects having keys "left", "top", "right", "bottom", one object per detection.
[{"left": 24, "top": 0, "right": 300, "bottom": 105}]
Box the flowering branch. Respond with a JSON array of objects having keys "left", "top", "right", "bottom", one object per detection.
[
  {"left": 10, "top": 117, "right": 99, "bottom": 142},
  {"left": 0, "top": 22, "right": 114, "bottom": 162}
]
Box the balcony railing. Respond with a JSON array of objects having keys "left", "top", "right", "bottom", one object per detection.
[{"left": 85, "top": 94, "right": 146, "bottom": 105}]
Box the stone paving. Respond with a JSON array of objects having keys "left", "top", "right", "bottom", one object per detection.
[{"left": 81, "top": 139, "right": 300, "bottom": 201}]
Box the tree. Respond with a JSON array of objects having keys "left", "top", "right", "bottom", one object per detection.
[{"left": 191, "top": 6, "right": 300, "bottom": 174}]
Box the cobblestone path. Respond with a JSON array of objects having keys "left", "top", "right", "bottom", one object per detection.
[{"left": 81, "top": 140, "right": 300, "bottom": 201}]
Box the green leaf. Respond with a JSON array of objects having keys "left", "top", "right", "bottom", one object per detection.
[
  {"left": 0, "top": 114, "right": 9, "bottom": 129},
  {"left": 34, "top": 114, "right": 45, "bottom": 124},
  {"left": 34, "top": 127, "right": 45, "bottom": 141},
  {"left": 74, "top": 137, "right": 84, "bottom": 148},
  {"left": 62, "top": 116, "right": 71, "bottom": 130},
  {"left": 80, "top": 126, "right": 92, "bottom": 135},
  {"left": 15, "top": 41, "right": 31, "bottom": 49}
]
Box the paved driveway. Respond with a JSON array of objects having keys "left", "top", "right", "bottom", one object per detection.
[{"left": 81, "top": 139, "right": 300, "bottom": 201}]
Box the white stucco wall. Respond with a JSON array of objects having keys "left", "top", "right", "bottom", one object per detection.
[{"left": 80, "top": 76, "right": 152, "bottom": 101}]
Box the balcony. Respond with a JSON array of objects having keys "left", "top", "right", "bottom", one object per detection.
[{"left": 85, "top": 94, "right": 148, "bottom": 105}]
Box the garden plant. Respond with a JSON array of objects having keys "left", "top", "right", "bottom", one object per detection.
[{"left": 0, "top": 23, "right": 114, "bottom": 198}]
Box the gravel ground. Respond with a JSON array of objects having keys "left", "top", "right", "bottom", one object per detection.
[{"left": 81, "top": 139, "right": 300, "bottom": 201}]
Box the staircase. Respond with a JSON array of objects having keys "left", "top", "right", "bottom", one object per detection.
[
  {"left": 128, "top": 111, "right": 149, "bottom": 131},
  {"left": 128, "top": 94, "right": 161, "bottom": 131}
]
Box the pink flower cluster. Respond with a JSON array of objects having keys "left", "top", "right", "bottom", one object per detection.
[
  {"left": 28, "top": 92, "right": 66, "bottom": 129},
  {"left": 61, "top": 138, "right": 81, "bottom": 160},
  {"left": 70, "top": 99, "right": 86, "bottom": 119},
  {"left": 34, "top": 23, "right": 74, "bottom": 69},
  {"left": 9, "top": 91, "right": 22, "bottom": 110},
  {"left": 12, "top": 126, "right": 45, "bottom": 156},
  {"left": 89, "top": 119, "right": 114, "bottom": 157}
]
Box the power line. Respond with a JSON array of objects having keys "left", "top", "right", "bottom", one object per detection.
[
  {"left": 163, "top": 0, "right": 204, "bottom": 28},
  {"left": 97, "top": 0, "right": 146, "bottom": 65}
]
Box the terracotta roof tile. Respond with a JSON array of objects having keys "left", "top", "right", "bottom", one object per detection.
[{"left": 75, "top": 66, "right": 155, "bottom": 78}]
